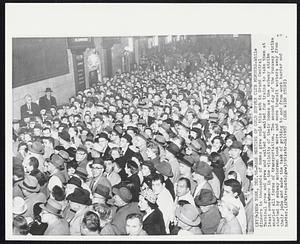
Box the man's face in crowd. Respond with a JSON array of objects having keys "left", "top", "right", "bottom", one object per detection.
[
  {"left": 179, "top": 162, "right": 190, "bottom": 176},
  {"left": 126, "top": 218, "right": 142, "bottom": 235},
  {"left": 152, "top": 179, "right": 164, "bottom": 195},
  {"left": 25, "top": 95, "right": 32, "bottom": 104},
  {"left": 176, "top": 179, "right": 189, "bottom": 197},
  {"left": 229, "top": 148, "right": 241, "bottom": 159},
  {"left": 104, "top": 160, "right": 114, "bottom": 174},
  {"left": 75, "top": 150, "right": 87, "bottom": 162},
  {"left": 113, "top": 194, "right": 125, "bottom": 207},
  {"left": 33, "top": 128, "right": 41, "bottom": 137},
  {"left": 91, "top": 163, "right": 104, "bottom": 178},
  {"left": 120, "top": 137, "right": 129, "bottom": 149},
  {"left": 96, "top": 138, "right": 108, "bottom": 151}
]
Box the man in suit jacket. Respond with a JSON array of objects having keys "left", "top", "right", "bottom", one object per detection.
[
  {"left": 20, "top": 94, "right": 40, "bottom": 121},
  {"left": 39, "top": 87, "right": 57, "bottom": 111}
]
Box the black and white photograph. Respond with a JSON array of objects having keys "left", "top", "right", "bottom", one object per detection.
[{"left": 5, "top": 3, "right": 297, "bottom": 241}]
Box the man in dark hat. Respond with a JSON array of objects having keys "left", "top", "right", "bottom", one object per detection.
[
  {"left": 195, "top": 189, "right": 221, "bottom": 234},
  {"left": 67, "top": 187, "right": 92, "bottom": 235},
  {"left": 109, "top": 185, "right": 141, "bottom": 235},
  {"left": 164, "top": 141, "right": 181, "bottom": 184},
  {"left": 118, "top": 134, "right": 136, "bottom": 168},
  {"left": 88, "top": 158, "right": 112, "bottom": 194},
  {"left": 94, "top": 132, "right": 111, "bottom": 160},
  {"left": 177, "top": 155, "right": 197, "bottom": 195},
  {"left": 224, "top": 140, "right": 247, "bottom": 190},
  {"left": 39, "top": 87, "right": 57, "bottom": 111}
]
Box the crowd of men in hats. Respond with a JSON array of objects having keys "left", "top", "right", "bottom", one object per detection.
[{"left": 12, "top": 39, "right": 254, "bottom": 236}]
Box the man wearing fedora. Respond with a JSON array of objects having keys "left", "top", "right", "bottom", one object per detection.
[
  {"left": 40, "top": 198, "right": 70, "bottom": 235},
  {"left": 45, "top": 154, "right": 68, "bottom": 195},
  {"left": 177, "top": 155, "right": 197, "bottom": 195},
  {"left": 67, "top": 187, "right": 92, "bottom": 235},
  {"left": 224, "top": 140, "right": 247, "bottom": 190},
  {"left": 175, "top": 203, "right": 202, "bottom": 235},
  {"left": 195, "top": 189, "right": 221, "bottom": 234},
  {"left": 39, "top": 87, "right": 57, "bottom": 111},
  {"left": 192, "top": 161, "right": 214, "bottom": 199},
  {"left": 163, "top": 141, "right": 181, "bottom": 184},
  {"left": 108, "top": 185, "right": 141, "bottom": 235},
  {"left": 18, "top": 175, "right": 47, "bottom": 220},
  {"left": 88, "top": 158, "right": 112, "bottom": 194}
]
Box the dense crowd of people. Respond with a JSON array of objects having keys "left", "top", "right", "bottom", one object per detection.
[{"left": 12, "top": 37, "right": 253, "bottom": 236}]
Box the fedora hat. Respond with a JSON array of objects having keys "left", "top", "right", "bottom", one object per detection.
[
  {"left": 45, "top": 87, "right": 53, "bottom": 92},
  {"left": 13, "top": 197, "right": 28, "bottom": 215},
  {"left": 58, "top": 130, "right": 71, "bottom": 143},
  {"left": 67, "top": 187, "right": 92, "bottom": 206},
  {"left": 39, "top": 198, "right": 63, "bottom": 217},
  {"left": 192, "top": 161, "right": 213, "bottom": 178},
  {"left": 175, "top": 204, "right": 201, "bottom": 226},
  {"left": 20, "top": 175, "right": 40, "bottom": 193},
  {"left": 178, "top": 155, "right": 194, "bottom": 168},
  {"left": 229, "top": 140, "right": 243, "bottom": 150},
  {"left": 195, "top": 189, "right": 217, "bottom": 207},
  {"left": 64, "top": 175, "right": 82, "bottom": 188},
  {"left": 94, "top": 184, "right": 111, "bottom": 199},
  {"left": 166, "top": 141, "right": 180, "bottom": 156},
  {"left": 58, "top": 150, "right": 69, "bottom": 161},
  {"left": 154, "top": 134, "right": 167, "bottom": 145},
  {"left": 75, "top": 167, "right": 89, "bottom": 180},
  {"left": 28, "top": 141, "right": 44, "bottom": 155},
  {"left": 112, "top": 186, "right": 132, "bottom": 203},
  {"left": 50, "top": 154, "right": 65, "bottom": 169},
  {"left": 154, "top": 160, "right": 173, "bottom": 178}
]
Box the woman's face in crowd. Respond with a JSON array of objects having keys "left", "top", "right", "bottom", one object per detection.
[{"left": 138, "top": 195, "right": 149, "bottom": 211}]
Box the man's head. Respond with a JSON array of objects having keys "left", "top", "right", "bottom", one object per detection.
[
  {"left": 223, "top": 179, "right": 242, "bottom": 198},
  {"left": 90, "top": 158, "right": 105, "bottom": 178},
  {"left": 24, "top": 94, "right": 32, "bottom": 104},
  {"left": 22, "top": 156, "right": 39, "bottom": 173},
  {"left": 75, "top": 146, "right": 88, "bottom": 162},
  {"left": 80, "top": 211, "right": 100, "bottom": 235},
  {"left": 125, "top": 213, "right": 143, "bottom": 235},
  {"left": 176, "top": 177, "right": 191, "bottom": 197},
  {"left": 151, "top": 173, "right": 165, "bottom": 195}
]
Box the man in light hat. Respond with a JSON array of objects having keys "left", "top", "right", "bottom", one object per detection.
[
  {"left": 39, "top": 87, "right": 57, "bottom": 111},
  {"left": 45, "top": 154, "right": 68, "bottom": 193},
  {"left": 40, "top": 198, "right": 70, "bottom": 235},
  {"left": 175, "top": 203, "right": 202, "bottom": 235},
  {"left": 18, "top": 175, "right": 47, "bottom": 220}
]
